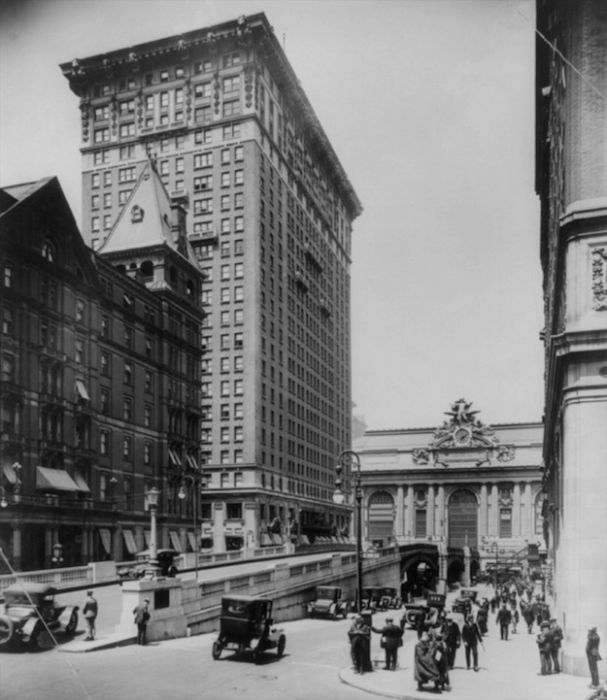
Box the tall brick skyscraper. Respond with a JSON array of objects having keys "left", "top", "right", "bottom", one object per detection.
[
  {"left": 61, "top": 13, "right": 362, "bottom": 552},
  {"left": 536, "top": 0, "right": 607, "bottom": 674}
]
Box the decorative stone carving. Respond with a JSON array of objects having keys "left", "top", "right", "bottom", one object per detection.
[
  {"left": 130, "top": 205, "right": 144, "bottom": 223},
  {"left": 412, "top": 448, "right": 429, "bottom": 465},
  {"left": 429, "top": 398, "right": 499, "bottom": 450},
  {"left": 592, "top": 248, "right": 607, "bottom": 310},
  {"left": 496, "top": 445, "right": 515, "bottom": 463}
]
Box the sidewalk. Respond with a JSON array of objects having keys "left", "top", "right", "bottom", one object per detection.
[{"left": 339, "top": 619, "right": 596, "bottom": 700}]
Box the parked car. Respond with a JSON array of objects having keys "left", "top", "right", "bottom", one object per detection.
[
  {"left": 401, "top": 603, "right": 431, "bottom": 630},
  {"left": 452, "top": 587, "right": 478, "bottom": 614},
  {"left": 361, "top": 587, "right": 383, "bottom": 611},
  {"left": 117, "top": 549, "right": 179, "bottom": 581},
  {"left": 212, "top": 595, "right": 286, "bottom": 664},
  {"left": 307, "top": 586, "right": 349, "bottom": 619},
  {"left": 379, "top": 587, "right": 401, "bottom": 609},
  {"left": 0, "top": 583, "right": 78, "bottom": 651}
]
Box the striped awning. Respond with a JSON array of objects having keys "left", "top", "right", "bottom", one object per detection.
[
  {"left": 99, "top": 528, "right": 112, "bottom": 554},
  {"left": 122, "top": 529, "right": 137, "bottom": 554},
  {"left": 169, "top": 530, "right": 182, "bottom": 552},
  {"left": 36, "top": 466, "right": 80, "bottom": 492},
  {"left": 187, "top": 532, "right": 197, "bottom": 552}
]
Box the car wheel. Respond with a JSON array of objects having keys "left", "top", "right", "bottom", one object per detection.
[
  {"left": 30, "top": 625, "right": 54, "bottom": 652},
  {"left": 276, "top": 635, "right": 286, "bottom": 658},
  {"left": 253, "top": 646, "right": 263, "bottom": 664},
  {"left": 212, "top": 640, "right": 223, "bottom": 660},
  {"left": 64, "top": 611, "right": 78, "bottom": 637},
  {"left": 0, "top": 616, "right": 14, "bottom": 646}
]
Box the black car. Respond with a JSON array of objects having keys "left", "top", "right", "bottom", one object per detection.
[
  {"left": 0, "top": 583, "right": 78, "bottom": 651},
  {"left": 212, "top": 595, "right": 286, "bottom": 664},
  {"left": 117, "top": 549, "right": 179, "bottom": 581}
]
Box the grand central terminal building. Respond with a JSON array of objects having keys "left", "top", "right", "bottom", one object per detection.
[{"left": 353, "top": 399, "right": 545, "bottom": 590}]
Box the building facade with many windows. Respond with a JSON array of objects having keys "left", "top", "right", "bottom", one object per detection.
[
  {"left": 0, "top": 173, "right": 203, "bottom": 570},
  {"left": 61, "top": 13, "right": 362, "bottom": 550}
]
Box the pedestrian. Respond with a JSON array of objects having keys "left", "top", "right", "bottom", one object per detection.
[
  {"left": 371, "top": 616, "right": 403, "bottom": 670},
  {"left": 133, "top": 598, "right": 151, "bottom": 645},
  {"left": 431, "top": 630, "right": 451, "bottom": 691},
  {"left": 522, "top": 602, "right": 535, "bottom": 634},
  {"left": 462, "top": 614, "right": 484, "bottom": 672},
  {"left": 476, "top": 605, "right": 488, "bottom": 635},
  {"left": 586, "top": 626, "right": 602, "bottom": 689},
  {"left": 496, "top": 604, "right": 512, "bottom": 640},
  {"left": 414, "top": 607, "right": 427, "bottom": 639},
  {"left": 414, "top": 632, "right": 441, "bottom": 692},
  {"left": 348, "top": 615, "right": 371, "bottom": 674},
  {"left": 549, "top": 618, "right": 563, "bottom": 673},
  {"left": 82, "top": 590, "right": 98, "bottom": 641},
  {"left": 536, "top": 621, "right": 553, "bottom": 675},
  {"left": 512, "top": 608, "right": 519, "bottom": 635},
  {"left": 442, "top": 614, "right": 461, "bottom": 669}
]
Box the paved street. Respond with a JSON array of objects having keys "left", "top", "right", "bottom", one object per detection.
[{"left": 0, "top": 583, "right": 598, "bottom": 700}]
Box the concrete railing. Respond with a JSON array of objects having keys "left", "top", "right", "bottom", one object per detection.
[{"left": 0, "top": 560, "right": 116, "bottom": 592}]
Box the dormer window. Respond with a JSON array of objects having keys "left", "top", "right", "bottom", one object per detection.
[{"left": 41, "top": 240, "right": 55, "bottom": 262}]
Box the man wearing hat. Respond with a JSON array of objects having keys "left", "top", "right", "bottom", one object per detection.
[
  {"left": 548, "top": 618, "right": 563, "bottom": 673},
  {"left": 133, "top": 598, "right": 151, "bottom": 645},
  {"left": 82, "top": 590, "right": 98, "bottom": 641},
  {"left": 586, "top": 626, "right": 602, "bottom": 689},
  {"left": 372, "top": 615, "right": 404, "bottom": 670},
  {"left": 536, "top": 621, "right": 552, "bottom": 675}
]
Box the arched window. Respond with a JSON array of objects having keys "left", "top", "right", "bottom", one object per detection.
[
  {"left": 448, "top": 489, "right": 478, "bottom": 547},
  {"left": 367, "top": 491, "right": 394, "bottom": 543}
]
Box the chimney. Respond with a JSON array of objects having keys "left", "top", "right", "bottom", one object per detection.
[{"left": 169, "top": 189, "right": 188, "bottom": 244}]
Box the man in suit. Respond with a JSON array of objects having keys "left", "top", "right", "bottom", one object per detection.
[
  {"left": 82, "top": 590, "right": 98, "bottom": 641},
  {"left": 372, "top": 616, "right": 404, "bottom": 670},
  {"left": 496, "top": 604, "right": 513, "bottom": 640},
  {"left": 133, "top": 599, "right": 151, "bottom": 645},
  {"left": 461, "top": 615, "right": 484, "bottom": 671},
  {"left": 442, "top": 614, "right": 461, "bottom": 669}
]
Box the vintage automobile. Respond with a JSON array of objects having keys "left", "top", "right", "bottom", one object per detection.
[
  {"left": 361, "top": 587, "right": 384, "bottom": 611},
  {"left": 378, "top": 587, "right": 401, "bottom": 609},
  {"left": 401, "top": 593, "right": 445, "bottom": 630},
  {"left": 0, "top": 583, "right": 78, "bottom": 651},
  {"left": 212, "top": 595, "right": 286, "bottom": 664},
  {"left": 452, "top": 587, "right": 478, "bottom": 614},
  {"left": 117, "top": 549, "right": 179, "bottom": 582},
  {"left": 307, "top": 586, "right": 349, "bottom": 619}
]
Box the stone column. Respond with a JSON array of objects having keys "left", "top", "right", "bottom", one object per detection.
[
  {"left": 523, "top": 482, "right": 533, "bottom": 538},
  {"left": 513, "top": 483, "right": 521, "bottom": 537},
  {"left": 427, "top": 485, "right": 435, "bottom": 537},
  {"left": 558, "top": 383, "right": 607, "bottom": 675},
  {"left": 479, "top": 484, "right": 488, "bottom": 540},
  {"left": 490, "top": 484, "right": 499, "bottom": 537},
  {"left": 437, "top": 485, "right": 446, "bottom": 539},
  {"left": 395, "top": 485, "right": 404, "bottom": 539},
  {"left": 11, "top": 521, "right": 22, "bottom": 571},
  {"left": 405, "top": 486, "right": 415, "bottom": 538}
]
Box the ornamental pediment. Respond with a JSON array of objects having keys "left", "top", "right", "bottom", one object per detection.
[{"left": 412, "top": 399, "right": 515, "bottom": 467}]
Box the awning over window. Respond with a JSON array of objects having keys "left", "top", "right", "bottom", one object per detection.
[
  {"left": 36, "top": 466, "right": 81, "bottom": 492},
  {"left": 99, "top": 528, "right": 112, "bottom": 554},
  {"left": 169, "top": 530, "right": 182, "bottom": 552},
  {"left": 3, "top": 463, "right": 18, "bottom": 485},
  {"left": 75, "top": 379, "right": 90, "bottom": 400},
  {"left": 144, "top": 530, "right": 151, "bottom": 547},
  {"left": 260, "top": 533, "right": 272, "bottom": 546},
  {"left": 271, "top": 534, "right": 283, "bottom": 546},
  {"left": 186, "top": 454, "right": 198, "bottom": 470},
  {"left": 73, "top": 473, "right": 91, "bottom": 493},
  {"left": 168, "top": 449, "right": 181, "bottom": 466},
  {"left": 187, "top": 532, "right": 197, "bottom": 552},
  {"left": 122, "top": 529, "right": 137, "bottom": 554}
]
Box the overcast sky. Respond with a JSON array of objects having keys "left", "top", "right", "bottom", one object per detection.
[{"left": 0, "top": 0, "right": 543, "bottom": 431}]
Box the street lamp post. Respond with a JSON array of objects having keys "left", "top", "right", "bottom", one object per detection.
[
  {"left": 178, "top": 471, "right": 203, "bottom": 581},
  {"left": 333, "top": 450, "right": 363, "bottom": 613},
  {"left": 491, "top": 540, "right": 499, "bottom": 593},
  {"left": 146, "top": 486, "right": 161, "bottom": 578}
]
